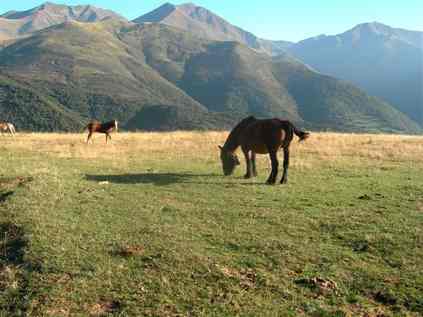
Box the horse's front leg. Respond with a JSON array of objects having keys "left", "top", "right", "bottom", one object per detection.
[
  {"left": 242, "top": 148, "right": 253, "bottom": 179},
  {"left": 86, "top": 132, "right": 92, "bottom": 144},
  {"left": 280, "top": 147, "right": 290, "bottom": 184},
  {"left": 266, "top": 150, "right": 279, "bottom": 185}
]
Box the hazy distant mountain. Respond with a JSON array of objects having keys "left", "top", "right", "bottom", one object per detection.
[
  {"left": 133, "top": 2, "right": 292, "bottom": 55},
  {"left": 289, "top": 22, "right": 423, "bottom": 125},
  {"left": 0, "top": 2, "right": 124, "bottom": 44},
  {"left": 0, "top": 19, "right": 419, "bottom": 133}
]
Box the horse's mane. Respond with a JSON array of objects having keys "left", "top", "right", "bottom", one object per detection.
[{"left": 224, "top": 116, "right": 257, "bottom": 151}]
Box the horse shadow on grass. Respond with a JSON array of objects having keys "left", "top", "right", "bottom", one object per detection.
[
  {"left": 0, "top": 221, "right": 26, "bottom": 264},
  {"left": 85, "top": 173, "right": 265, "bottom": 186}
]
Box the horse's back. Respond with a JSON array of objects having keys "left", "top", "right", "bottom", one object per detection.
[
  {"left": 240, "top": 118, "right": 292, "bottom": 153},
  {"left": 87, "top": 120, "right": 117, "bottom": 133},
  {"left": 87, "top": 121, "right": 101, "bottom": 131}
]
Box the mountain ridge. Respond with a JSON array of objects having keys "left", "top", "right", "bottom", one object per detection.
[
  {"left": 0, "top": 19, "right": 420, "bottom": 133},
  {"left": 289, "top": 21, "right": 423, "bottom": 125},
  {"left": 133, "top": 2, "right": 292, "bottom": 55},
  {"left": 0, "top": 1, "right": 125, "bottom": 44}
]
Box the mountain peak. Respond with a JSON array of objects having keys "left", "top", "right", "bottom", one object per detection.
[
  {"left": 0, "top": 2, "right": 125, "bottom": 39},
  {"left": 38, "top": 2, "right": 68, "bottom": 10},
  {"left": 177, "top": 3, "right": 199, "bottom": 9},
  {"left": 176, "top": 3, "right": 214, "bottom": 16},
  {"left": 132, "top": 3, "right": 176, "bottom": 24},
  {"left": 133, "top": 2, "right": 290, "bottom": 55},
  {"left": 2, "top": 2, "right": 123, "bottom": 20},
  {"left": 41, "top": 1, "right": 59, "bottom": 6},
  {"left": 350, "top": 21, "right": 393, "bottom": 35},
  {"left": 161, "top": 2, "right": 177, "bottom": 9}
]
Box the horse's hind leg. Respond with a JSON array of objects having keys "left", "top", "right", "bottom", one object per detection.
[
  {"left": 280, "top": 147, "right": 290, "bottom": 184},
  {"left": 266, "top": 150, "right": 279, "bottom": 185},
  {"left": 251, "top": 152, "right": 258, "bottom": 177},
  {"left": 105, "top": 133, "right": 111, "bottom": 144},
  {"left": 242, "top": 149, "right": 253, "bottom": 179}
]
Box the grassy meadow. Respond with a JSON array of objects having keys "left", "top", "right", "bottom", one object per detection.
[{"left": 0, "top": 131, "right": 422, "bottom": 316}]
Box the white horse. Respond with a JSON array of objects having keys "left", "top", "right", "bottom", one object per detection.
[{"left": 0, "top": 122, "right": 16, "bottom": 136}]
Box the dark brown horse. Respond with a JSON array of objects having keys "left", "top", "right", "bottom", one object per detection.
[
  {"left": 85, "top": 120, "right": 118, "bottom": 143},
  {"left": 219, "top": 116, "right": 309, "bottom": 185}
]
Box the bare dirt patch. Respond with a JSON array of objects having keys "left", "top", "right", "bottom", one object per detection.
[
  {"left": 89, "top": 300, "right": 121, "bottom": 316},
  {"left": 295, "top": 276, "right": 339, "bottom": 296},
  {"left": 0, "top": 176, "right": 33, "bottom": 188},
  {"left": 216, "top": 264, "right": 258, "bottom": 290},
  {"left": 113, "top": 245, "right": 145, "bottom": 257}
]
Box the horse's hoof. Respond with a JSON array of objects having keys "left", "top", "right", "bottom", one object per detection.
[
  {"left": 280, "top": 179, "right": 288, "bottom": 185},
  {"left": 266, "top": 180, "right": 276, "bottom": 185},
  {"left": 244, "top": 174, "right": 252, "bottom": 179}
]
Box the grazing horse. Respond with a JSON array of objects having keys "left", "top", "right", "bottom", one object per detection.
[
  {"left": 219, "top": 116, "right": 310, "bottom": 185},
  {"left": 84, "top": 120, "right": 118, "bottom": 144},
  {"left": 0, "top": 122, "right": 16, "bottom": 136}
]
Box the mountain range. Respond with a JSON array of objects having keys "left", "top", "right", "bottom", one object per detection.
[
  {"left": 133, "top": 3, "right": 292, "bottom": 56},
  {"left": 0, "top": 2, "right": 123, "bottom": 42},
  {"left": 289, "top": 22, "right": 423, "bottom": 125},
  {"left": 0, "top": 2, "right": 421, "bottom": 133}
]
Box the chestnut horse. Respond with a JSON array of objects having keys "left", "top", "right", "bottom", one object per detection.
[
  {"left": 84, "top": 120, "right": 118, "bottom": 144},
  {"left": 219, "top": 116, "right": 309, "bottom": 185}
]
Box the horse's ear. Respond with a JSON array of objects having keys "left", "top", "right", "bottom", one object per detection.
[{"left": 218, "top": 145, "right": 223, "bottom": 150}]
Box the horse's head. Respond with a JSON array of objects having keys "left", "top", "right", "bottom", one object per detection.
[{"left": 219, "top": 145, "right": 240, "bottom": 176}]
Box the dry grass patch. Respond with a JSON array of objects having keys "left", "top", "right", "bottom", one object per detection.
[{"left": 2, "top": 132, "right": 421, "bottom": 165}]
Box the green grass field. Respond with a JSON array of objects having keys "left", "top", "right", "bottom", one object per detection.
[{"left": 1, "top": 132, "right": 422, "bottom": 316}]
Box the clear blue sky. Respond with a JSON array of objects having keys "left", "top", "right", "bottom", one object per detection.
[{"left": 1, "top": 1, "right": 422, "bottom": 42}]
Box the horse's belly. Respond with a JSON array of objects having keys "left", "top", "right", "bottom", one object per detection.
[{"left": 251, "top": 144, "right": 269, "bottom": 154}]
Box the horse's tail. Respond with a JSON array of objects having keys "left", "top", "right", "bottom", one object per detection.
[{"left": 290, "top": 123, "right": 310, "bottom": 142}]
